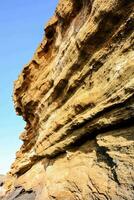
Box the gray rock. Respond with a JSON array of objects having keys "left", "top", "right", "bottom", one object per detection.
[{"left": 3, "top": 187, "right": 36, "bottom": 200}]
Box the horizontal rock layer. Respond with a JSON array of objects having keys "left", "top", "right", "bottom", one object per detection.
[{"left": 4, "top": 0, "right": 134, "bottom": 199}]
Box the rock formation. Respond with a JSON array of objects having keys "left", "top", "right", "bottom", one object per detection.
[{"left": 3, "top": 0, "right": 134, "bottom": 199}]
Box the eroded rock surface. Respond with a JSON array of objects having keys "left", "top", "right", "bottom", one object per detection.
[
  {"left": 3, "top": 0, "right": 134, "bottom": 199},
  {"left": 3, "top": 187, "right": 36, "bottom": 200}
]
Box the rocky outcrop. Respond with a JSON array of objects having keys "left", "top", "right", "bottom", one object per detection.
[
  {"left": 3, "top": 0, "right": 134, "bottom": 199},
  {"left": 2, "top": 187, "right": 35, "bottom": 200}
]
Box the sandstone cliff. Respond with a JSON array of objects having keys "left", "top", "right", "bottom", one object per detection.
[{"left": 3, "top": 0, "right": 134, "bottom": 199}]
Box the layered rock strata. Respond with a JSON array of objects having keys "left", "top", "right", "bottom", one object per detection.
[{"left": 4, "top": 0, "right": 134, "bottom": 199}]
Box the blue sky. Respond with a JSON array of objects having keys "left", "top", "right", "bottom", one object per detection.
[{"left": 0, "top": 0, "right": 58, "bottom": 174}]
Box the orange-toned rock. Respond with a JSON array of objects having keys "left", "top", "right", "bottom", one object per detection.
[{"left": 3, "top": 0, "right": 134, "bottom": 199}]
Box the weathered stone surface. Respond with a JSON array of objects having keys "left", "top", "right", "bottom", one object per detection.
[
  {"left": 3, "top": 187, "right": 36, "bottom": 200},
  {"left": 3, "top": 0, "right": 134, "bottom": 199}
]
